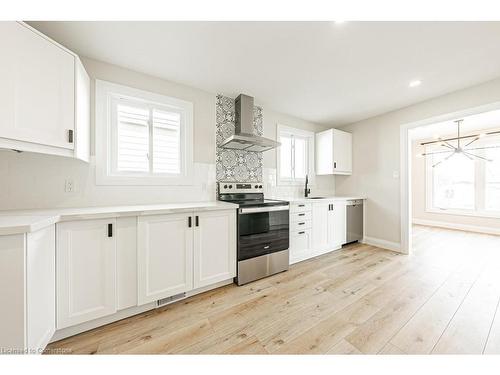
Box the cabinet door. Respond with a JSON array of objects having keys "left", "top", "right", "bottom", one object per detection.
[
  {"left": 0, "top": 22, "right": 75, "bottom": 149},
  {"left": 289, "top": 229, "right": 312, "bottom": 264},
  {"left": 315, "top": 129, "right": 334, "bottom": 175},
  {"left": 193, "top": 210, "right": 236, "bottom": 289},
  {"left": 57, "top": 219, "right": 117, "bottom": 329},
  {"left": 329, "top": 201, "right": 347, "bottom": 248},
  {"left": 311, "top": 202, "right": 330, "bottom": 250},
  {"left": 333, "top": 129, "right": 352, "bottom": 174},
  {"left": 137, "top": 213, "right": 193, "bottom": 305}
]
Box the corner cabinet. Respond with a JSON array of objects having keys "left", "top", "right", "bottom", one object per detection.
[
  {"left": 0, "top": 226, "right": 56, "bottom": 353},
  {"left": 0, "top": 22, "right": 90, "bottom": 162},
  {"left": 316, "top": 128, "right": 352, "bottom": 175},
  {"left": 56, "top": 219, "right": 117, "bottom": 329},
  {"left": 138, "top": 209, "right": 236, "bottom": 305}
]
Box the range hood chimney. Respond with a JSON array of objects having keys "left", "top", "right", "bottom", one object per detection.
[{"left": 219, "top": 94, "right": 280, "bottom": 152}]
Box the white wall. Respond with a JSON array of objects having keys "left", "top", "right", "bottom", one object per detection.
[
  {"left": 335, "top": 77, "right": 500, "bottom": 246},
  {"left": 412, "top": 138, "right": 500, "bottom": 234},
  {"left": 0, "top": 57, "right": 334, "bottom": 210}
]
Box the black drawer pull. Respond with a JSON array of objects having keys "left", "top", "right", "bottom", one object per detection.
[
  {"left": 298, "top": 222, "right": 305, "bottom": 225},
  {"left": 298, "top": 231, "right": 305, "bottom": 235},
  {"left": 298, "top": 213, "right": 305, "bottom": 216},
  {"left": 298, "top": 204, "right": 305, "bottom": 207}
]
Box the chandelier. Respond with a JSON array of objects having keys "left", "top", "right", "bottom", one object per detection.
[{"left": 419, "top": 119, "right": 500, "bottom": 167}]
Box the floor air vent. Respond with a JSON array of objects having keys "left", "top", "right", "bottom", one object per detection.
[{"left": 156, "top": 293, "right": 186, "bottom": 308}]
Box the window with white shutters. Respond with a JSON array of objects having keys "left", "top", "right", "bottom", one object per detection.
[{"left": 95, "top": 80, "right": 193, "bottom": 185}]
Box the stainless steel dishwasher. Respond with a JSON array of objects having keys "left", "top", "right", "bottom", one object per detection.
[{"left": 346, "top": 199, "right": 363, "bottom": 244}]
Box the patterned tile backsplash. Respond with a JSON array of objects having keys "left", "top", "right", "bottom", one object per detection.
[{"left": 216, "top": 94, "right": 263, "bottom": 182}]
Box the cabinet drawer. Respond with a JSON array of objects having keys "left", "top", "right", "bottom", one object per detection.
[
  {"left": 290, "top": 211, "right": 311, "bottom": 222},
  {"left": 292, "top": 219, "right": 312, "bottom": 231},
  {"left": 290, "top": 202, "right": 312, "bottom": 213}
]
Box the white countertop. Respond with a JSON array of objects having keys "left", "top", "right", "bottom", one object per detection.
[
  {"left": 0, "top": 201, "right": 238, "bottom": 236},
  {"left": 273, "top": 196, "right": 366, "bottom": 203}
]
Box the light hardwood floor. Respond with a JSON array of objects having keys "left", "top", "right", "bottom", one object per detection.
[{"left": 46, "top": 225, "right": 500, "bottom": 354}]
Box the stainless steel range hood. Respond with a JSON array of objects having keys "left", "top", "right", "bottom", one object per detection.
[{"left": 220, "top": 94, "right": 280, "bottom": 152}]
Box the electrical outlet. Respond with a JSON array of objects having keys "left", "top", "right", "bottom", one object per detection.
[{"left": 65, "top": 179, "right": 75, "bottom": 193}]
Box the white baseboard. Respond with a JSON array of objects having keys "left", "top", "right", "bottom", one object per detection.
[
  {"left": 413, "top": 218, "right": 500, "bottom": 236},
  {"left": 362, "top": 236, "right": 402, "bottom": 253}
]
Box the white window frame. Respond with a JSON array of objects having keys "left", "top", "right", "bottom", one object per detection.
[
  {"left": 95, "top": 80, "right": 194, "bottom": 186},
  {"left": 425, "top": 138, "right": 500, "bottom": 219},
  {"left": 276, "top": 124, "right": 315, "bottom": 186}
]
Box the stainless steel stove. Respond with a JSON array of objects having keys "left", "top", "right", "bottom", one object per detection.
[{"left": 218, "top": 182, "right": 289, "bottom": 285}]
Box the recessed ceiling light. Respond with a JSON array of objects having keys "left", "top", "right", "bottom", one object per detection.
[{"left": 409, "top": 80, "right": 422, "bottom": 88}]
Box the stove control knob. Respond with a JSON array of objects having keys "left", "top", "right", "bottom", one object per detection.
[
  {"left": 223, "top": 184, "right": 228, "bottom": 189},
  {"left": 254, "top": 185, "right": 258, "bottom": 189},
  {"left": 229, "top": 184, "right": 233, "bottom": 189},
  {"left": 259, "top": 185, "right": 263, "bottom": 188}
]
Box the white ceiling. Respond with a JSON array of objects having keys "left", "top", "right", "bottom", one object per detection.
[
  {"left": 29, "top": 21, "right": 500, "bottom": 126},
  {"left": 411, "top": 108, "right": 500, "bottom": 140}
]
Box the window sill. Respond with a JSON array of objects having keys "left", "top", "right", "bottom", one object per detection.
[{"left": 425, "top": 208, "right": 500, "bottom": 220}]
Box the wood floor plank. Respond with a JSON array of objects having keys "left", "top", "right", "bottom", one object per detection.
[
  {"left": 327, "top": 339, "right": 363, "bottom": 354},
  {"left": 389, "top": 258, "right": 486, "bottom": 354},
  {"left": 432, "top": 258, "right": 500, "bottom": 354}
]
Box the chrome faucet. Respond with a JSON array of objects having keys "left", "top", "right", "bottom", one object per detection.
[{"left": 304, "top": 174, "right": 311, "bottom": 197}]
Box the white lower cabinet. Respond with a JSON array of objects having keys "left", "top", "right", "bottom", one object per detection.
[
  {"left": 137, "top": 213, "right": 193, "bottom": 305},
  {"left": 193, "top": 210, "right": 236, "bottom": 289},
  {"left": 331, "top": 201, "right": 347, "bottom": 247},
  {"left": 311, "top": 202, "right": 330, "bottom": 250},
  {"left": 138, "top": 209, "right": 237, "bottom": 305},
  {"left": 56, "top": 219, "right": 117, "bottom": 329},
  {"left": 290, "top": 199, "right": 349, "bottom": 265},
  {"left": 0, "top": 225, "right": 55, "bottom": 353},
  {"left": 290, "top": 228, "right": 312, "bottom": 264}
]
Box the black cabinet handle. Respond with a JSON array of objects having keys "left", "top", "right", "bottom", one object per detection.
[
  {"left": 108, "top": 223, "right": 113, "bottom": 237},
  {"left": 298, "top": 204, "right": 305, "bottom": 207},
  {"left": 195, "top": 215, "right": 199, "bottom": 227},
  {"left": 298, "top": 222, "right": 305, "bottom": 225},
  {"left": 298, "top": 213, "right": 305, "bottom": 216},
  {"left": 68, "top": 129, "right": 74, "bottom": 143},
  {"left": 298, "top": 231, "right": 305, "bottom": 235},
  {"left": 334, "top": 162, "right": 337, "bottom": 169},
  {"left": 188, "top": 216, "right": 192, "bottom": 228}
]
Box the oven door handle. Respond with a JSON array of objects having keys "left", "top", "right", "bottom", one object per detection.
[{"left": 239, "top": 205, "right": 289, "bottom": 214}]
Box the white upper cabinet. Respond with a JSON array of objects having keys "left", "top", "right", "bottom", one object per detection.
[
  {"left": 137, "top": 213, "right": 194, "bottom": 305},
  {"left": 193, "top": 210, "right": 236, "bottom": 289},
  {"left": 56, "top": 219, "right": 117, "bottom": 329},
  {"left": 316, "top": 128, "right": 352, "bottom": 175},
  {"left": 0, "top": 22, "right": 90, "bottom": 162}
]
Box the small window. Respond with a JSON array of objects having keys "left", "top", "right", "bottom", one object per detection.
[
  {"left": 277, "top": 124, "right": 314, "bottom": 185},
  {"left": 96, "top": 80, "right": 193, "bottom": 185}
]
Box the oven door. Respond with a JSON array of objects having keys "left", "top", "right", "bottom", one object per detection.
[{"left": 238, "top": 205, "right": 289, "bottom": 261}]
